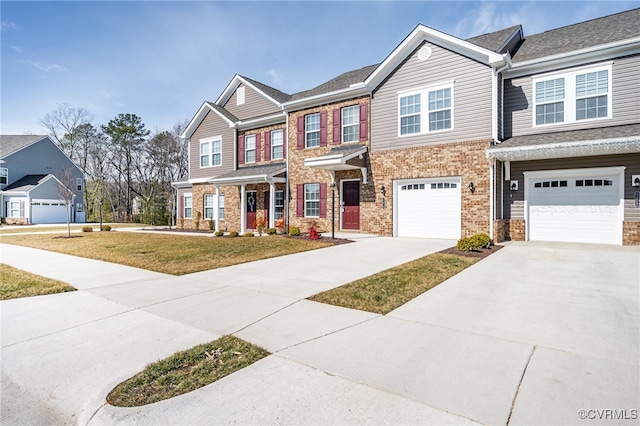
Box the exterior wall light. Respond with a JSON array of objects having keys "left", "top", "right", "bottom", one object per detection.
[
  {"left": 633, "top": 175, "right": 640, "bottom": 187},
  {"left": 510, "top": 180, "right": 518, "bottom": 191},
  {"left": 380, "top": 185, "right": 386, "bottom": 196},
  {"left": 468, "top": 182, "right": 475, "bottom": 193}
]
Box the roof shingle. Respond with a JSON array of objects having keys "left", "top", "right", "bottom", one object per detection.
[{"left": 0, "top": 135, "right": 47, "bottom": 158}]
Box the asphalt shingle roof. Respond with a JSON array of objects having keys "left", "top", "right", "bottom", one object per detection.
[
  {"left": 289, "top": 64, "right": 379, "bottom": 101},
  {"left": 213, "top": 162, "right": 286, "bottom": 179},
  {"left": 0, "top": 135, "right": 47, "bottom": 158},
  {"left": 512, "top": 8, "right": 640, "bottom": 63},
  {"left": 466, "top": 25, "right": 522, "bottom": 53},
  {"left": 2, "top": 174, "right": 49, "bottom": 192},
  {"left": 205, "top": 102, "right": 238, "bottom": 123},
  {"left": 241, "top": 76, "right": 291, "bottom": 103},
  {"left": 492, "top": 123, "right": 640, "bottom": 149}
]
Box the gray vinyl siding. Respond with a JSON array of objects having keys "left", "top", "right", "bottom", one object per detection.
[
  {"left": 30, "top": 177, "right": 60, "bottom": 199},
  {"left": 3, "top": 139, "right": 83, "bottom": 208},
  {"left": 371, "top": 40, "right": 493, "bottom": 152},
  {"left": 503, "top": 154, "right": 640, "bottom": 221},
  {"left": 503, "top": 54, "right": 640, "bottom": 138},
  {"left": 189, "top": 111, "right": 235, "bottom": 180},
  {"left": 223, "top": 84, "right": 280, "bottom": 120}
]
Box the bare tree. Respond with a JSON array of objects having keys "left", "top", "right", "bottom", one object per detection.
[
  {"left": 55, "top": 167, "right": 77, "bottom": 238},
  {"left": 39, "top": 103, "right": 93, "bottom": 162}
]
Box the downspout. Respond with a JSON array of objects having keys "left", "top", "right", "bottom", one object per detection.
[{"left": 284, "top": 108, "right": 290, "bottom": 233}]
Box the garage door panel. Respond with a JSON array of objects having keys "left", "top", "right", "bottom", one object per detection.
[{"left": 31, "top": 199, "right": 68, "bottom": 224}]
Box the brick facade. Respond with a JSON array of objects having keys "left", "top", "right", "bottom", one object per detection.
[{"left": 623, "top": 221, "right": 640, "bottom": 245}]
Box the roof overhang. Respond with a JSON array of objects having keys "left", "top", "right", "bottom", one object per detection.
[
  {"left": 170, "top": 180, "right": 192, "bottom": 189},
  {"left": 505, "top": 37, "right": 640, "bottom": 79},
  {"left": 365, "top": 24, "right": 507, "bottom": 90},
  {"left": 304, "top": 145, "right": 368, "bottom": 171},
  {"left": 282, "top": 84, "right": 370, "bottom": 112},
  {"left": 216, "top": 75, "right": 283, "bottom": 108},
  {"left": 236, "top": 112, "right": 286, "bottom": 130},
  {"left": 209, "top": 166, "right": 287, "bottom": 186},
  {"left": 181, "top": 102, "right": 236, "bottom": 139},
  {"left": 487, "top": 136, "right": 640, "bottom": 162}
]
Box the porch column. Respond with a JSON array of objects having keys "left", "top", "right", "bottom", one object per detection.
[
  {"left": 268, "top": 181, "right": 276, "bottom": 229},
  {"left": 214, "top": 185, "right": 220, "bottom": 232},
  {"left": 240, "top": 184, "right": 246, "bottom": 234}
]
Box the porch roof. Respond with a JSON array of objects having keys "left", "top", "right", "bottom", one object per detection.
[
  {"left": 487, "top": 124, "right": 640, "bottom": 161},
  {"left": 209, "top": 162, "right": 286, "bottom": 186},
  {"left": 2, "top": 174, "right": 50, "bottom": 193},
  {"left": 304, "top": 144, "right": 368, "bottom": 171}
]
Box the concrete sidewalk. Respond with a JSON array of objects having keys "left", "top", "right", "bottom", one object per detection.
[{"left": 2, "top": 238, "right": 638, "bottom": 425}]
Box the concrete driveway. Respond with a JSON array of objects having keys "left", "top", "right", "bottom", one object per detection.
[{"left": 1, "top": 237, "right": 638, "bottom": 425}]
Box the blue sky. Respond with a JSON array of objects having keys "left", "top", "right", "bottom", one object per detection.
[{"left": 2, "top": 1, "right": 638, "bottom": 135}]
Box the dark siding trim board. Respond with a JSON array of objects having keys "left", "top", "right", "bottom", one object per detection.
[{"left": 503, "top": 153, "right": 640, "bottom": 221}]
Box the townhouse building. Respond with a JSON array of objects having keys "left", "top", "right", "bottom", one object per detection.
[{"left": 175, "top": 8, "right": 639, "bottom": 245}]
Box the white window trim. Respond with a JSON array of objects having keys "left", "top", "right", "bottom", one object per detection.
[
  {"left": 305, "top": 113, "right": 321, "bottom": 148},
  {"left": 271, "top": 129, "right": 284, "bottom": 160},
  {"left": 532, "top": 63, "right": 612, "bottom": 128},
  {"left": 274, "top": 190, "right": 284, "bottom": 219},
  {"left": 76, "top": 177, "right": 83, "bottom": 191},
  {"left": 218, "top": 194, "right": 225, "bottom": 220},
  {"left": 304, "top": 183, "right": 320, "bottom": 218},
  {"left": 341, "top": 105, "right": 359, "bottom": 143},
  {"left": 245, "top": 134, "right": 256, "bottom": 163},
  {"left": 204, "top": 194, "right": 215, "bottom": 220},
  {"left": 397, "top": 80, "right": 455, "bottom": 137},
  {"left": 183, "top": 193, "right": 193, "bottom": 219},
  {"left": 199, "top": 136, "right": 222, "bottom": 168}
]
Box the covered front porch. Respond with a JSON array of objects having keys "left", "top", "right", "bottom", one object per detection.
[{"left": 210, "top": 163, "right": 286, "bottom": 234}]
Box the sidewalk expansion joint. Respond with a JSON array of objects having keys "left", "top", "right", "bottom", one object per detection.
[{"left": 507, "top": 344, "right": 535, "bottom": 425}]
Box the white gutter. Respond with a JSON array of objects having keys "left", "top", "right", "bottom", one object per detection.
[
  {"left": 236, "top": 112, "right": 286, "bottom": 130},
  {"left": 282, "top": 85, "right": 369, "bottom": 112}
]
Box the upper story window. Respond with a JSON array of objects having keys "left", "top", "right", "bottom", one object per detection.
[
  {"left": 76, "top": 177, "right": 83, "bottom": 191},
  {"left": 399, "top": 83, "right": 453, "bottom": 136},
  {"left": 305, "top": 113, "right": 320, "bottom": 148},
  {"left": 245, "top": 134, "right": 256, "bottom": 163},
  {"left": 200, "top": 137, "right": 222, "bottom": 167},
  {"left": 271, "top": 129, "right": 284, "bottom": 160},
  {"left": 0, "top": 167, "right": 8, "bottom": 185},
  {"left": 533, "top": 64, "right": 611, "bottom": 127},
  {"left": 342, "top": 106, "right": 359, "bottom": 142}
]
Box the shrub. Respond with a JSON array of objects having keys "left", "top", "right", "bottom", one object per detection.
[
  {"left": 254, "top": 217, "right": 266, "bottom": 236},
  {"left": 179, "top": 218, "right": 184, "bottom": 230},
  {"left": 266, "top": 227, "right": 277, "bottom": 235},
  {"left": 101, "top": 225, "right": 112, "bottom": 232},
  {"left": 208, "top": 219, "right": 215, "bottom": 231},
  {"left": 244, "top": 231, "right": 254, "bottom": 237},
  {"left": 82, "top": 226, "right": 93, "bottom": 232},
  {"left": 456, "top": 237, "right": 474, "bottom": 252},
  {"left": 289, "top": 226, "right": 300, "bottom": 236},
  {"left": 229, "top": 231, "right": 238, "bottom": 237},
  {"left": 194, "top": 212, "right": 202, "bottom": 231},
  {"left": 308, "top": 226, "right": 320, "bottom": 240},
  {"left": 214, "top": 230, "right": 224, "bottom": 237},
  {"left": 457, "top": 233, "right": 493, "bottom": 251}
]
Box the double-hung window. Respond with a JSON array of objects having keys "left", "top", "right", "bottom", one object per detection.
[
  {"left": 271, "top": 129, "right": 284, "bottom": 160},
  {"left": 342, "top": 106, "right": 359, "bottom": 142},
  {"left": 200, "top": 137, "right": 222, "bottom": 167},
  {"left": 305, "top": 113, "right": 320, "bottom": 148},
  {"left": 533, "top": 63, "right": 611, "bottom": 126},
  {"left": 399, "top": 83, "right": 453, "bottom": 136},
  {"left": 274, "top": 191, "right": 284, "bottom": 220},
  {"left": 9, "top": 201, "right": 22, "bottom": 217},
  {"left": 76, "top": 177, "right": 83, "bottom": 191},
  {"left": 535, "top": 78, "right": 565, "bottom": 125},
  {"left": 204, "top": 194, "right": 215, "bottom": 220},
  {"left": 76, "top": 203, "right": 83, "bottom": 213},
  {"left": 245, "top": 135, "right": 256, "bottom": 163},
  {"left": 183, "top": 195, "right": 192, "bottom": 219},
  {"left": 304, "top": 184, "right": 320, "bottom": 217},
  {"left": 576, "top": 70, "right": 608, "bottom": 120},
  {"left": 218, "top": 195, "right": 225, "bottom": 220},
  {"left": 0, "top": 167, "right": 8, "bottom": 185}
]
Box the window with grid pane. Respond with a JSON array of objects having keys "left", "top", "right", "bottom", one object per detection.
[
  {"left": 218, "top": 195, "right": 225, "bottom": 220},
  {"left": 275, "top": 191, "right": 284, "bottom": 219},
  {"left": 184, "top": 195, "right": 192, "bottom": 219},
  {"left": 428, "top": 88, "right": 451, "bottom": 131},
  {"left": 305, "top": 114, "right": 320, "bottom": 148},
  {"left": 400, "top": 94, "right": 421, "bottom": 135},
  {"left": 200, "top": 141, "right": 210, "bottom": 167},
  {"left": 304, "top": 183, "right": 320, "bottom": 217},
  {"left": 576, "top": 70, "right": 608, "bottom": 120},
  {"left": 535, "top": 78, "right": 565, "bottom": 125},
  {"left": 342, "top": 106, "right": 359, "bottom": 142},
  {"left": 204, "top": 194, "right": 215, "bottom": 219},
  {"left": 245, "top": 135, "right": 256, "bottom": 163},
  {"left": 271, "top": 129, "right": 283, "bottom": 159}
]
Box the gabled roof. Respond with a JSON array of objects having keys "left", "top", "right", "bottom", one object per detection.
[
  {"left": 216, "top": 74, "right": 290, "bottom": 107},
  {"left": 2, "top": 174, "right": 49, "bottom": 192},
  {"left": 466, "top": 25, "right": 522, "bottom": 54},
  {"left": 512, "top": 8, "right": 640, "bottom": 63},
  {"left": 0, "top": 135, "right": 48, "bottom": 158},
  {"left": 288, "top": 65, "right": 378, "bottom": 102},
  {"left": 240, "top": 76, "right": 291, "bottom": 103},
  {"left": 181, "top": 101, "right": 238, "bottom": 139}
]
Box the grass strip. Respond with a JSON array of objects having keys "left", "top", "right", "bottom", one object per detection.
[
  {"left": 0, "top": 232, "right": 330, "bottom": 275},
  {"left": 309, "top": 253, "right": 478, "bottom": 314},
  {"left": 107, "top": 336, "right": 269, "bottom": 407},
  {"left": 0, "top": 263, "right": 75, "bottom": 300}
]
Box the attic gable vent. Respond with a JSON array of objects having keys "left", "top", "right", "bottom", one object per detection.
[
  {"left": 418, "top": 46, "right": 432, "bottom": 61},
  {"left": 237, "top": 86, "right": 245, "bottom": 105}
]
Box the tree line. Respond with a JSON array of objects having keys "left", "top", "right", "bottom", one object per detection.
[{"left": 40, "top": 103, "right": 188, "bottom": 224}]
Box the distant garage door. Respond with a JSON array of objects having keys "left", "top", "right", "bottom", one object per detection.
[
  {"left": 526, "top": 168, "right": 623, "bottom": 245},
  {"left": 31, "top": 199, "right": 68, "bottom": 224},
  {"left": 395, "top": 177, "right": 461, "bottom": 239}
]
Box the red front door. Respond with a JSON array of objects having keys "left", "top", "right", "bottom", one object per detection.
[
  {"left": 342, "top": 181, "right": 360, "bottom": 230},
  {"left": 246, "top": 191, "right": 257, "bottom": 229}
]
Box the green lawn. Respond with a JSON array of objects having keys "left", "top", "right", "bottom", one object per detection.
[
  {"left": 0, "top": 264, "right": 76, "bottom": 300},
  {"left": 0, "top": 232, "right": 331, "bottom": 275}
]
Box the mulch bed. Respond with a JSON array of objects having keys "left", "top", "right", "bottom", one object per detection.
[
  {"left": 284, "top": 235, "right": 354, "bottom": 245},
  {"left": 439, "top": 244, "right": 503, "bottom": 259}
]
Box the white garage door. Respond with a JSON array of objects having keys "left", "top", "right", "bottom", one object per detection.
[
  {"left": 31, "top": 199, "right": 68, "bottom": 224},
  {"left": 528, "top": 170, "right": 622, "bottom": 245},
  {"left": 396, "top": 178, "right": 461, "bottom": 239}
]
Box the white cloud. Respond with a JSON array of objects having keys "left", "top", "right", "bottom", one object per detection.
[
  {"left": 1, "top": 20, "right": 18, "bottom": 32},
  {"left": 9, "top": 44, "right": 22, "bottom": 53},
  {"left": 21, "top": 60, "right": 68, "bottom": 72},
  {"left": 453, "top": 1, "right": 524, "bottom": 38},
  {"left": 266, "top": 69, "right": 284, "bottom": 87}
]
